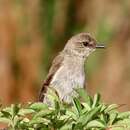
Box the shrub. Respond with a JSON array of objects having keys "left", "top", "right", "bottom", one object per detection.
[{"left": 0, "top": 88, "right": 130, "bottom": 130}]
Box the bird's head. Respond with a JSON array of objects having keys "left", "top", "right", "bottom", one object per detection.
[{"left": 64, "top": 33, "right": 105, "bottom": 58}]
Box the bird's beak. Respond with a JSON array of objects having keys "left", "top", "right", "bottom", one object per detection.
[{"left": 96, "top": 44, "right": 105, "bottom": 49}]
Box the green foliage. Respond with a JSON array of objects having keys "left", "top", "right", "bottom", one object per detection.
[{"left": 0, "top": 88, "right": 130, "bottom": 130}]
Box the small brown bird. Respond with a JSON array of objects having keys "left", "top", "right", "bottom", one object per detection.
[{"left": 39, "top": 33, "right": 104, "bottom": 104}]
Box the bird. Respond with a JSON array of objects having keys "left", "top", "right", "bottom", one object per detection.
[{"left": 39, "top": 33, "right": 105, "bottom": 104}]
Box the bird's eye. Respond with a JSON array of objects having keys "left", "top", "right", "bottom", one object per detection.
[{"left": 83, "top": 42, "right": 89, "bottom": 47}]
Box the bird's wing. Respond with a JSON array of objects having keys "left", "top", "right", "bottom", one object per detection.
[{"left": 38, "top": 53, "right": 64, "bottom": 102}]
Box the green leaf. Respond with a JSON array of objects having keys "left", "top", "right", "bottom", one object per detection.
[
  {"left": 21, "top": 117, "right": 30, "bottom": 123},
  {"left": 100, "top": 104, "right": 107, "bottom": 112},
  {"left": 111, "top": 127, "right": 129, "bottom": 130},
  {"left": 92, "top": 93, "right": 100, "bottom": 108},
  {"left": 19, "top": 118, "right": 30, "bottom": 128},
  {"left": 59, "top": 115, "right": 71, "bottom": 120},
  {"left": 1, "top": 110, "right": 12, "bottom": 118},
  {"left": 0, "top": 112, "right": 3, "bottom": 117},
  {"left": 30, "top": 117, "right": 50, "bottom": 125},
  {"left": 72, "top": 98, "right": 82, "bottom": 115},
  {"left": 81, "top": 102, "right": 91, "bottom": 111},
  {"left": 11, "top": 104, "right": 20, "bottom": 117},
  {"left": 66, "top": 110, "right": 77, "bottom": 120},
  {"left": 99, "top": 114, "right": 108, "bottom": 124},
  {"left": 105, "top": 104, "right": 119, "bottom": 113},
  {"left": 112, "top": 119, "right": 130, "bottom": 130},
  {"left": 0, "top": 117, "right": 11, "bottom": 124},
  {"left": 18, "top": 108, "right": 35, "bottom": 116},
  {"left": 72, "top": 122, "right": 83, "bottom": 130},
  {"left": 85, "top": 119, "right": 106, "bottom": 129},
  {"left": 118, "top": 111, "right": 130, "bottom": 119},
  {"left": 29, "top": 102, "right": 48, "bottom": 111},
  {"left": 115, "top": 118, "right": 130, "bottom": 127},
  {"left": 60, "top": 123, "right": 72, "bottom": 130},
  {"left": 78, "top": 106, "right": 101, "bottom": 126},
  {"left": 109, "top": 112, "right": 118, "bottom": 125},
  {"left": 33, "top": 109, "right": 53, "bottom": 118},
  {"left": 13, "top": 115, "right": 21, "bottom": 128},
  {"left": 54, "top": 118, "right": 71, "bottom": 129},
  {"left": 54, "top": 100, "right": 60, "bottom": 115},
  {"left": 75, "top": 88, "right": 92, "bottom": 107},
  {"left": 2, "top": 107, "right": 12, "bottom": 116},
  {"left": 46, "top": 87, "right": 60, "bottom": 102}
]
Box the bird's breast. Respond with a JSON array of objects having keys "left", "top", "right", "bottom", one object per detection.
[{"left": 50, "top": 62, "right": 85, "bottom": 100}]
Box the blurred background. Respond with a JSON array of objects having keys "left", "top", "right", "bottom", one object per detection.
[{"left": 0, "top": 0, "right": 130, "bottom": 110}]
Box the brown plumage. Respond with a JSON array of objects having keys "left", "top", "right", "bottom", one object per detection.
[{"left": 39, "top": 53, "right": 64, "bottom": 101}]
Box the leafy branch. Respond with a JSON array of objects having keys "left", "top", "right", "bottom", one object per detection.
[{"left": 0, "top": 88, "right": 130, "bottom": 130}]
